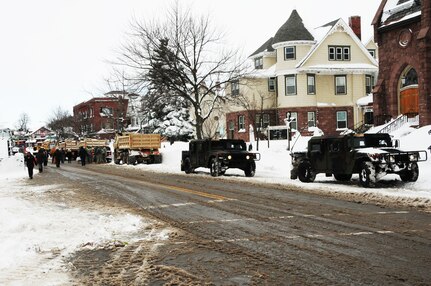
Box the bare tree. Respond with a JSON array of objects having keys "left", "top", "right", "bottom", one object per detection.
[
  {"left": 118, "top": 2, "right": 248, "bottom": 139},
  {"left": 47, "top": 107, "right": 74, "bottom": 140},
  {"left": 16, "top": 113, "right": 30, "bottom": 132}
]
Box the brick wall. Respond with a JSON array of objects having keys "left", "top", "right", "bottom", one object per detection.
[{"left": 374, "top": 3, "right": 431, "bottom": 126}]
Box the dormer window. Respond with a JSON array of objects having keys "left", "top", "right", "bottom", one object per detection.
[
  {"left": 284, "top": 46, "right": 296, "bottom": 60},
  {"left": 254, "top": 57, "right": 263, "bottom": 69},
  {"left": 329, "top": 46, "right": 350, "bottom": 61},
  {"left": 368, "top": 49, "right": 376, "bottom": 58}
]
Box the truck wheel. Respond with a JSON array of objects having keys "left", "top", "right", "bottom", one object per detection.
[
  {"left": 210, "top": 158, "right": 220, "bottom": 177},
  {"left": 244, "top": 162, "right": 256, "bottom": 177},
  {"left": 298, "top": 162, "right": 316, "bottom": 183},
  {"left": 359, "top": 162, "right": 375, "bottom": 188},
  {"left": 399, "top": 162, "right": 419, "bottom": 182},
  {"left": 184, "top": 158, "right": 193, "bottom": 174},
  {"left": 334, "top": 174, "right": 352, "bottom": 181},
  {"left": 128, "top": 156, "right": 137, "bottom": 165}
]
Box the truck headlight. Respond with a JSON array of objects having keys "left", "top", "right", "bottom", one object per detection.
[
  {"left": 246, "top": 155, "right": 250, "bottom": 160},
  {"left": 227, "top": 155, "right": 232, "bottom": 160},
  {"left": 409, "top": 154, "right": 418, "bottom": 161}
]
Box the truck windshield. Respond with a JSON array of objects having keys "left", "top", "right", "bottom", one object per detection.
[{"left": 224, "top": 142, "right": 246, "bottom": 150}]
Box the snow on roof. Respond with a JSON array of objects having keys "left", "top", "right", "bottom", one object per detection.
[
  {"left": 380, "top": 10, "right": 421, "bottom": 29},
  {"left": 381, "top": 0, "right": 415, "bottom": 22},
  {"left": 299, "top": 63, "right": 378, "bottom": 74},
  {"left": 312, "top": 25, "right": 332, "bottom": 43},
  {"left": 357, "top": 94, "right": 373, "bottom": 106},
  {"left": 248, "top": 64, "right": 276, "bottom": 78}
]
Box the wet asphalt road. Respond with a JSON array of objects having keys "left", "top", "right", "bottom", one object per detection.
[{"left": 54, "top": 163, "right": 431, "bottom": 285}]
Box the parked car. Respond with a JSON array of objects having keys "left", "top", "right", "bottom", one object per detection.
[
  {"left": 290, "top": 133, "right": 427, "bottom": 187},
  {"left": 181, "top": 139, "right": 260, "bottom": 177}
]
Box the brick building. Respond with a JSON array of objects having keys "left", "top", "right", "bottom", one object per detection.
[
  {"left": 372, "top": 0, "right": 431, "bottom": 126},
  {"left": 73, "top": 97, "right": 128, "bottom": 137}
]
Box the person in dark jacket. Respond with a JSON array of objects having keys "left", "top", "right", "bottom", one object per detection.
[
  {"left": 79, "top": 146, "right": 87, "bottom": 166},
  {"left": 24, "top": 152, "right": 37, "bottom": 179},
  {"left": 66, "top": 149, "right": 72, "bottom": 163},
  {"left": 53, "top": 148, "right": 62, "bottom": 168},
  {"left": 36, "top": 148, "right": 45, "bottom": 173},
  {"left": 43, "top": 149, "right": 49, "bottom": 166}
]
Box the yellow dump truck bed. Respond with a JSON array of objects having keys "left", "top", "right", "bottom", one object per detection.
[
  {"left": 58, "top": 140, "right": 79, "bottom": 150},
  {"left": 79, "top": 139, "right": 109, "bottom": 148},
  {"left": 115, "top": 134, "right": 161, "bottom": 150}
]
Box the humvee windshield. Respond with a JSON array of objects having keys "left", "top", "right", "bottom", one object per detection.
[
  {"left": 353, "top": 135, "right": 392, "bottom": 148},
  {"left": 211, "top": 141, "right": 246, "bottom": 151}
]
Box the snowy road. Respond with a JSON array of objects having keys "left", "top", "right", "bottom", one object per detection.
[{"left": 45, "top": 162, "right": 431, "bottom": 285}]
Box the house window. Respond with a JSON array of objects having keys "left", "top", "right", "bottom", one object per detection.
[
  {"left": 368, "top": 49, "right": 376, "bottom": 58},
  {"left": 256, "top": 113, "right": 270, "bottom": 128},
  {"left": 231, "top": 80, "right": 239, "bottom": 96},
  {"left": 268, "top": 77, "right": 276, "bottom": 92},
  {"left": 100, "top": 107, "right": 113, "bottom": 117},
  {"left": 335, "top": 75, "right": 347, "bottom": 95},
  {"left": 365, "top": 75, "right": 373, "bottom": 94},
  {"left": 286, "top": 112, "right": 298, "bottom": 131},
  {"left": 307, "top": 112, "right": 316, "bottom": 128},
  {"left": 307, "top": 74, "right": 316, "bottom": 94},
  {"left": 329, "top": 46, "right": 350, "bottom": 61},
  {"left": 285, "top": 75, "right": 297, "bottom": 95},
  {"left": 254, "top": 57, "right": 263, "bottom": 69},
  {"left": 284, "top": 46, "right": 296, "bottom": 60},
  {"left": 336, "top": 111, "right": 347, "bottom": 129},
  {"left": 238, "top": 115, "right": 245, "bottom": 130}
]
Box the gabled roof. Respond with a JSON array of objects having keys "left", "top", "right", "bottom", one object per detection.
[
  {"left": 272, "top": 10, "right": 314, "bottom": 44},
  {"left": 249, "top": 37, "right": 274, "bottom": 57},
  {"left": 297, "top": 18, "right": 378, "bottom": 70}
]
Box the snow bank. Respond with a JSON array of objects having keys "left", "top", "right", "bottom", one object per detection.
[{"left": 0, "top": 157, "right": 167, "bottom": 285}]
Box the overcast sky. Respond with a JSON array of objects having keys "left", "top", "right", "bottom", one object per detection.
[{"left": 0, "top": 0, "right": 381, "bottom": 130}]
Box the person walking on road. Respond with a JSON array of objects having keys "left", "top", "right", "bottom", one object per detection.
[
  {"left": 54, "top": 148, "right": 62, "bottom": 168},
  {"left": 36, "top": 148, "right": 45, "bottom": 173},
  {"left": 24, "top": 152, "right": 37, "bottom": 179},
  {"left": 79, "top": 146, "right": 87, "bottom": 166}
]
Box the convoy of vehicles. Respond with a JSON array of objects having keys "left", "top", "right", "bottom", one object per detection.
[
  {"left": 181, "top": 139, "right": 260, "bottom": 177},
  {"left": 11, "top": 128, "right": 429, "bottom": 188},
  {"left": 113, "top": 133, "right": 162, "bottom": 165},
  {"left": 290, "top": 133, "right": 427, "bottom": 187}
]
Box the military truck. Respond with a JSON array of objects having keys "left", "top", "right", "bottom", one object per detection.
[
  {"left": 79, "top": 139, "right": 111, "bottom": 163},
  {"left": 181, "top": 139, "right": 260, "bottom": 177},
  {"left": 290, "top": 133, "right": 427, "bottom": 187},
  {"left": 114, "top": 133, "right": 162, "bottom": 165}
]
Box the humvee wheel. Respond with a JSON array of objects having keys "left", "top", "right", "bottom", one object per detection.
[
  {"left": 210, "top": 158, "right": 220, "bottom": 177},
  {"left": 334, "top": 174, "right": 352, "bottom": 181},
  {"left": 359, "top": 162, "right": 375, "bottom": 188},
  {"left": 244, "top": 162, "right": 256, "bottom": 177},
  {"left": 298, "top": 162, "right": 316, "bottom": 183},
  {"left": 183, "top": 158, "right": 193, "bottom": 174},
  {"left": 400, "top": 162, "right": 419, "bottom": 182}
]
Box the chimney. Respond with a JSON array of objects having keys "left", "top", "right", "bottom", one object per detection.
[{"left": 349, "top": 16, "right": 361, "bottom": 40}]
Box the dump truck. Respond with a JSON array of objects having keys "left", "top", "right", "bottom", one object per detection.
[
  {"left": 78, "top": 138, "right": 111, "bottom": 163},
  {"left": 113, "top": 133, "right": 162, "bottom": 165}
]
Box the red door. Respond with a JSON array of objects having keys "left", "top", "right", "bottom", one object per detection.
[{"left": 400, "top": 85, "right": 419, "bottom": 116}]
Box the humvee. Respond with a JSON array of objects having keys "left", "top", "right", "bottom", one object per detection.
[
  {"left": 181, "top": 139, "right": 260, "bottom": 177},
  {"left": 291, "top": 133, "right": 427, "bottom": 187}
]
